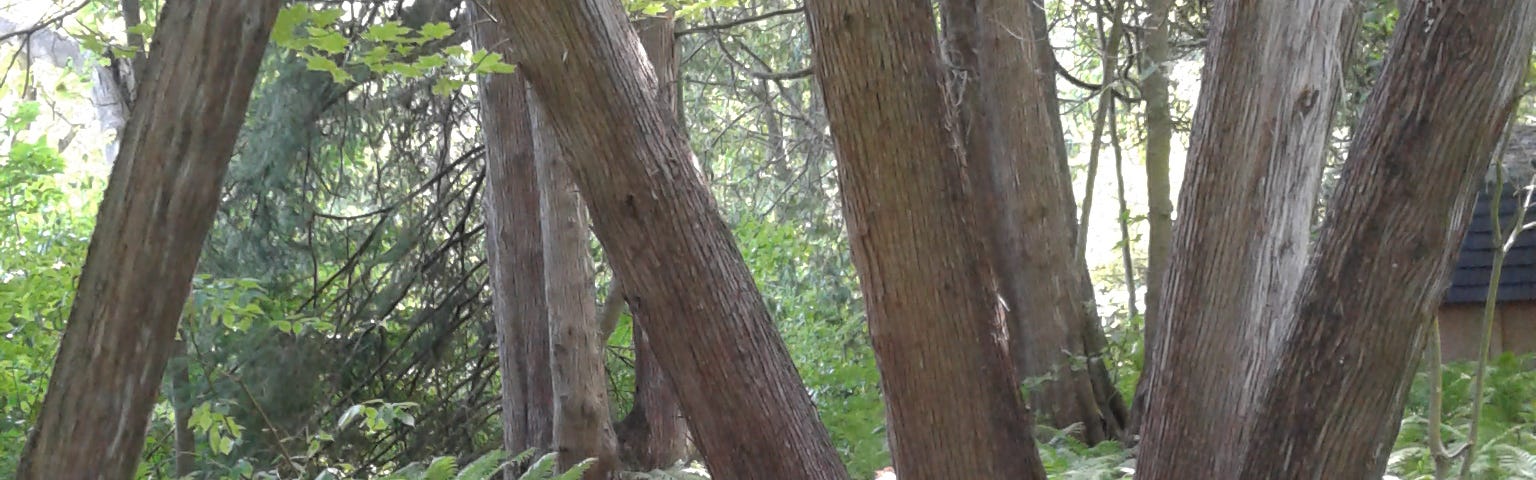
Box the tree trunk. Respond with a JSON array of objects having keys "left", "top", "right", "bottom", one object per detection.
[
  {"left": 805, "top": 1, "right": 1048, "bottom": 478},
  {"left": 1130, "top": 0, "right": 1174, "bottom": 437},
  {"left": 171, "top": 339, "right": 196, "bottom": 478},
  {"left": 488, "top": 2, "right": 848, "bottom": 478},
  {"left": 533, "top": 90, "right": 619, "bottom": 478},
  {"left": 1134, "top": 0, "right": 1352, "bottom": 476},
  {"left": 14, "top": 1, "right": 279, "bottom": 478},
  {"left": 1238, "top": 1, "right": 1536, "bottom": 477},
  {"left": 613, "top": 13, "right": 693, "bottom": 471},
  {"left": 942, "top": 0, "right": 1128, "bottom": 444},
  {"left": 468, "top": 6, "right": 554, "bottom": 468}
]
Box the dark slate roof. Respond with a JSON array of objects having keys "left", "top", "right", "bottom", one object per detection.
[{"left": 1444, "top": 187, "right": 1536, "bottom": 304}]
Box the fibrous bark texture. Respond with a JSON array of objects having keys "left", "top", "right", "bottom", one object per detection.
[
  {"left": 489, "top": 1, "right": 848, "bottom": 478},
  {"left": 943, "top": 0, "right": 1128, "bottom": 443},
  {"left": 533, "top": 91, "right": 619, "bottom": 478},
  {"left": 1238, "top": 1, "right": 1536, "bottom": 477},
  {"left": 468, "top": 7, "right": 553, "bottom": 467},
  {"left": 613, "top": 13, "right": 692, "bottom": 471},
  {"left": 1135, "top": 0, "right": 1351, "bottom": 477},
  {"left": 804, "top": 1, "right": 1048, "bottom": 478},
  {"left": 14, "top": 1, "right": 279, "bottom": 477}
]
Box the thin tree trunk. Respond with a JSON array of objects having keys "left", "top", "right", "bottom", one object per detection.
[
  {"left": 1111, "top": 107, "right": 1138, "bottom": 321},
  {"left": 805, "top": 1, "right": 1049, "bottom": 478},
  {"left": 468, "top": 6, "right": 553, "bottom": 469},
  {"left": 533, "top": 90, "right": 619, "bottom": 478},
  {"left": 612, "top": 14, "right": 693, "bottom": 471},
  {"left": 14, "top": 1, "right": 279, "bottom": 477},
  {"left": 488, "top": 2, "right": 847, "bottom": 478},
  {"left": 1077, "top": 11, "right": 1121, "bottom": 262},
  {"left": 1134, "top": 0, "right": 1352, "bottom": 476},
  {"left": 1130, "top": 0, "right": 1174, "bottom": 437},
  {"left": 1239, "top": 2, "right": 1536, "bottom": 475},
  {"left": 1427, "top": 318, "right": 1454, "bottom": 480},
  {"left": 1140, "top": 0, "right": 1174, "bottom": 330},
  {"left": 171, "top": 339, "right": 196, "bottom": 478}
]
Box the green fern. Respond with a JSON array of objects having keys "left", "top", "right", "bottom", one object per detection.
[
  {"left": 456, "top": 450, "right": 511, "bottom": 480},
  {"left": 424, "top": 456, "right": 458, "bottom": 480},
  {"left": 1495, "top": 444, "right": 1536, "bottom": 479}
]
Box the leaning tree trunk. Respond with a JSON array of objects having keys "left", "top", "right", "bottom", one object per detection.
[
  {"left": 1134, "top": 0, "right": 1352, "bottom": 477},
  {"left": 533, "top": 91, "right": 620, "bottom": 478},
  {"left": 488, "top": 1, "right": 848, "bottom": 478},
  {"left": 613, "top": 13, "right": 693, "bottom": 471},
  {"left": 1237, "top": 1, "right": 1536, "bottom": 477},
  {"left": 943, "top": 0, "right": 1129, "bottom": 443},
  {"left": 14, "top": 1, "right": 279, "bottom": 478},
  {"left": 468, "top": 6, "right": 554, "bottom": 469},
  {"left": 804, "top": 1, "right": 1049, "bottom": 478}
]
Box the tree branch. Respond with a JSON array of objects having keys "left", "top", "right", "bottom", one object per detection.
[{"left": 675, "top": 7, "right": 803, "bottom": 37}]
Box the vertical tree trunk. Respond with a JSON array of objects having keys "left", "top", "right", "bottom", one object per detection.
[
  {"left": 533, "top": 90, "right": 619, "bottom": 478},
  {"left": 489, "top": 2, "right": 848, "bottom": 478},
  {"left": 805, "top": 1, "right": 1048, "bottom": 478},
  {"left": 1130, "top": 0, "right": 1174, "bottom": 437},
  {"left": 1238, "top": 1, "right": 1536, "bottom": 477},
  {"left": 613, "top": 13, "right": 693, "bottom": 471},
  {"left": 1135, "top": 0, "right": 1351, "bottom": 476},
  {"left": 468, "top": 6, "right": 554, "bottom": 468},
  {"left": 1140, "top": 0, "right": 1174, "bottom": 355},
  {"left": 942, "top": 0, "right": 1128, "bottom": 443},
  {"left": 14, "top": 1, "right": 279, "bottom": 478},
  {"left": 171, "top": 339, "right": 196, "bottom": 478}
]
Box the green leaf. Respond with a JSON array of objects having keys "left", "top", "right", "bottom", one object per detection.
[
  {"left": 363, "top": 22, "right": 411, "bottom": 43},
  {"left": 306, "top": 28, "right": 351, "bottom": 54},
  {"left": 310, "top": 7, "right": 345, "bottom": 28},
  {"left": 431, "top": 77, "right": 465, "bottom": 97},
  {"left": 5, "top": 101, "right": 40, "bottom": 131},
  {"left": 414, "top": 54, "right": 448, "bottom": 70},
  {"left": 125, "top": 22, "right": 154, "bottom": 38},
  {"left": 338, "top": 404, "right": 364, "bottom": 429},
  {"left": 303, "top": 54, "right": 354, "bottom": 83},
  {"left": 271, "top": 5, "right": 312, "bottom": 47},
  {"left": 419, "top": 22, "right": 454, "bottom": 40}
]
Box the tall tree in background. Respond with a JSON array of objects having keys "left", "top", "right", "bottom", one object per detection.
[
  {"left": 1237, "top": 0, "right": 1536, "bottom": 477},
  {"left": 1131, "top": 0, "right": 1175, "bottom": 435},
  {"left": 15, "top": 1, "right": 281, "bottom": 477},
  {"left": 468, "top": 7, "right": 554, "bottom": 469},
  {"left": 612, "top": 12, "right": 693, "bottom": 471},
  {"left": 489, "top": 1, "right": 849, "bottom": 478},
  {"left": 942, "top": 0, "right": 1129, "bottom": 443},
  {"left": 533, "top": 90, "right": 619, "bottom": 477},
  {"left": 1137, "top": 0, "right": 1536, "bottom": 478},
  {"left": 805, "top": 0, "right": 1049, "bottom": 478}
]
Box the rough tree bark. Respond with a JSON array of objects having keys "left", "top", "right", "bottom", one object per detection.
[
  {"left": 533, "top": 91, "right": 619, "bottom": 477},
  {"left": 1134, "top": 0, "right": 1352, "bottom": 476},
  {"left": 804, "top": 1, "right": 1048, "bottom": 478},
  {"left": 613, "top": 13, "right": 693, "bottom": 471},
  {"left": 14, "top": 1, "right": 280, "bottom": 478},
  {"left": 1238, "top": 0, "right": 1536, "bottom": 477},
  {"left": 468, "top": 7, "right": 554, "bottom": 467},
  {"left": 942, "top": 0, "right": 1128, "bottom": 443},
  {"left": 488, "top": 2, "right": 848, "bottom": 478}
]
